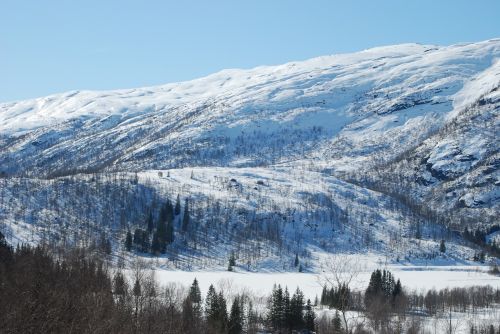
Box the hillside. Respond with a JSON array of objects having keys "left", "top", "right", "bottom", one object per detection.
[{"left": 0, "top": 39, "right": 499, "bottom": 269}]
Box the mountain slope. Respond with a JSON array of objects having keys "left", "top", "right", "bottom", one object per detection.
[
  {"left": 1, "top": 39, "right": 499, "bottom": 176},
  {"left": 361, "top": 61, "right": 500, "bottom": 226},
  {"left": 0, "top": 39, "right": 499, "bottom": 268}
]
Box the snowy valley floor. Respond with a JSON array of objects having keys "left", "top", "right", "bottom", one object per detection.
[{"left": 127, "top": 252, "right": 500, "bottom": 301}]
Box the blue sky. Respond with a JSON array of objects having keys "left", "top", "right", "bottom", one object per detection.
[{"left": 1, "top": 0, "right": 499, "bottom": 102}]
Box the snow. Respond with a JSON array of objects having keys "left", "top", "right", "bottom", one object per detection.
[
  {"left": 1, "top": 39, "right": 498, "bottom": 137},
  {"left": 449, "top": 57, "right": 500, "bottom": 120},
  {"left": 150, "top": 264, "right": 500, "bottom": 301},
  {"left": 1, "top": 39, "right": 498, "bottom": 299}
]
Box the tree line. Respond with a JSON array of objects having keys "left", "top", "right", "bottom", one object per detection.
[
  {"left": 2, "top": 233, "right": 500, "bottom": 334},
  {"left": 0, "top": 237, "right": 317, "bottom": 334}
]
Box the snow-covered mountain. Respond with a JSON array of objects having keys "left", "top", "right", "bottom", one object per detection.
[{"left": 0, "top": 39, "right": 499, "bottom": 269}]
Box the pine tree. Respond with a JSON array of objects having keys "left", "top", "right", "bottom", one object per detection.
[
  {"left": 440, "top": 239, "right": 446, "bottom": 253},
  {"left": 186, "top": 278, "right": 202, "bottom": 326},
  {"left": 133, "top": 228, "right": 142, "bottom": 247},
  {"left": 157, "top": 201, "right": 175, "bottom": 252},
  {"left": 166, "top": 199, "right": 174, "bottom": 221},
  {"left": 151, "top": 232, "right": 161, "bottom": 254},
  {"left": 157, "top": 218, "right": 167, "bottom": 251},
  {"left": 415, "top": 221, "right": 422, "bottom": 239},
  {"left": 189, "top": 278, "right": 202, "bottom": 304},
  {"left": 228, "top": 296, "right": 243, "bottom": 334},
  {"left": 217, "top": 292, "right": 228, "bottom": 333},
  {"left": 283, "top": 287, "right": 291, "bottom": 330},
  {"left": 182, "top": 198, "right": 190, "bottom": 232},
  {"left": 304, "top": 299, "right": 315, "bottom": 332},
  {"left": 332, "top": 310, "right": 342, "bottom": 333},
  {"left": 294, "top": 253, "right": 299, "bottom": 267},
  {"left": 290, "top": 287, "right": 304, "bottom": 330},
  {"left": 182, "top": 294, "right": 200, "bottom": 334},
  {"left": 268, "top": 284, "right": 284, "bottom": 331},
  {"left": 206, "top": 284, "right": 228, "bottom": 333},
  {"left": 365, "top": 269, "right": 383, "bottom": 306},
  {"left": 133, "top": 278, "right": 141, "bottom": 298},
  {"left": 141, "top": 230, "right": 150, "bottom": 253},
  {"left": 175, "top": 194, "right": 181, "bottom": 215},
  {"left": 320, "top": 286, "right": 327, "bottom": 305},
  {"left": 113, "top": 271, "right": 127, "bottom": 298},
  {"left": 125, "top": 230, "right": 132, "bottom": 251},
  {"left": 392, "top": 279, "right": 402, "bottom": 299},
  {"left": 206, "top": 285, "right": 218, "bottom": 329},
  {"left": 166, "top": 218, "right": 174, "bottom": 244},
  {"left": 228, "top": 252, "right": 236, "bottom": 271},
  {"left": 146, "top": 212, "right": 154, "bottom": 233}
]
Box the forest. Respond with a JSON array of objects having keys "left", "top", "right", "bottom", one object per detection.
[{"left": 1, "top": 234, "right": 499, "bottom": 334}]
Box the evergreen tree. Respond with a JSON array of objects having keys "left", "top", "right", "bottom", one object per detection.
[
  {"left": 146, "top": 212, "right": 154, "bottom": 233},
  {"left": 133, "top": 228, "right": 142, "bottom": 247},
  {"left": 159, "top": 199, "right": 174, "bottom": 222},
  {"left": 157, "top": 201, "right": 175, "bottom": 253},
  {"left": 440, "top": 239, "right": 446, "bottom": 253},
  {"left": 228, "top": 252, "right": 236, "bottom": 271},
  {"left": 125, "top": 230, "right": 132, "bottom": 251},
  {"left": 365, "top": 269, "right": 383, "bottom": 306},
  {"left": 392, "top": 279, "right": 402, "bottom": 300},
  {"left": 205, "top": 284, "right": 218, "bottom": 323},
  {"left": 189, "top": 278, "right": 202, "bottom": 304},
  {"left": 304, "top": 299, "right": 315, "bottom": 332},
  {"left": 268, "top": 284, "right": 284, "bottom": 331},
  {"left": 290, "top": 287, "right": 304, "bottom": 330},
  {"left": 131, "top": 228, "right": 150, "bottom": 252},
  {"left": 182, "top": 198, "right": 190, "bottom": 232},
  {"left": 151, "top": 232, "right": 161, "bottom": 255},
  {"left": 228, "top": 296, "right": 243, "bottom": 334},
  {"left": 182, "top": 294, "right": 200, "bottom": 334},
  {"left": 175, "top": 194, "right": 181, "bottom": 216},
  {"left": 141, "top": 230, "right": 150, "bottom": 253},
  {"left": 283, "top": 287, "right": 291, "bottom": 330},
  {"left": 320, "top": 286, "right": 327, "bottom": 305},
  {"left": 113, "top": 271, "right": 127, "bottom": 298},
  {"left": 415, "top": 221, "right": 422, "bottom": 239},
  {"left": 133, "top": 278, "right": 141, "bottom": 298},
  {"left": 186, "top": 278, "right": 202, "bottom": 327},
  {"left": 156, "top": 218, "right": 167, "bottom": 252},
  {"left": 332, "top": 310, "right": 343, "bottom": 333},
  {"left": 365, "top": 269, "right": 404, "bottom": 312},
  {"left": 206, "top": 284, "right": 228, "bottom": 333},
  {"left": 166, "top": 199, "right": 174, "bottom": 221},
  {"left": 217, "top": 292, "right": 228, "bottom": 333},
  {"left": 166, "top": 218, "right": 174, "bottom": 244},
  {"left": 294, "top": 253, "right": 299, "bottom": 267}
]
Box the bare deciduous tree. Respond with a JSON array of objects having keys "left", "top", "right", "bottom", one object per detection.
[{"left": 318, "top": 254, "right": 364, "bottom": 334}]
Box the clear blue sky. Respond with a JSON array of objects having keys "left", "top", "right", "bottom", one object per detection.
[{"left": 1, "top": 0, "right": 499, "bottom": 102}]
